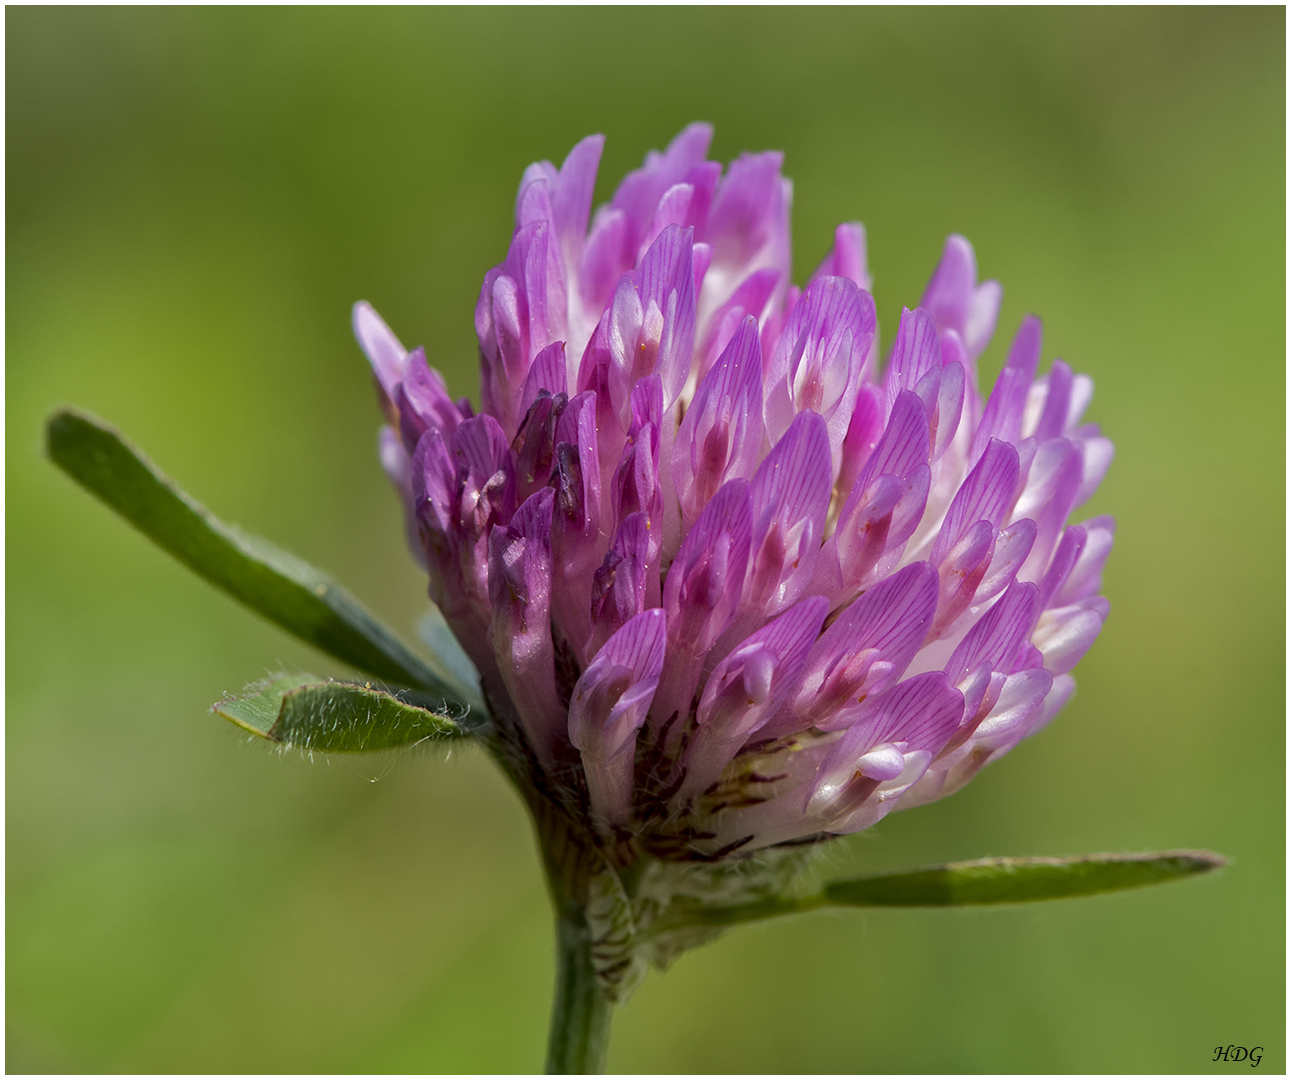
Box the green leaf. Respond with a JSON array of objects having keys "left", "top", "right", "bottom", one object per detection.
[
  {"left": 214, "top": 673, "right": 467, "bottom": 751},
  {"left": 821, "top": 851, "right": 1227, "bottom": 906},
  {"left": 212, "top": 672, "right": 323, "bottom": 738},
  {"left": 45, "top": 408, "right": 483, "bottom": 716},
  {"left": 642, "top": 851, "right": 1226, "bottom": 938}
]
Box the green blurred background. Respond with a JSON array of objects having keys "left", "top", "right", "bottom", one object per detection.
[{"left": 7, "top": 8, "right": 1283, "bottom": 1073}]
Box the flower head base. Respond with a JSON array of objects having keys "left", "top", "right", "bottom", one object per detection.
[{"left": 357, "top": 123, "right": 1113, "bottom": 867}]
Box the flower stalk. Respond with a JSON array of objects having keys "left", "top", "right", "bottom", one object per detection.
[{"left": 546, "top": 911, "right": 614, "bottom": 1074}]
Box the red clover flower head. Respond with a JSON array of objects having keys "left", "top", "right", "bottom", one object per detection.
[{"left": 355, "top": 124, "right": 1114, "bottom": 861}]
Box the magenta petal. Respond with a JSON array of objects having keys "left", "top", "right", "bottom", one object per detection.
[
  {"left": 928, "top": 518, "right": 996, "bottom": 639},
  {"left": 449, "top": 414, "right": 517, "bottom": 619},
  {"left": 636, "top": 224, "right": 697, "bottom": 407},
  {"left": 835, "top": 382, "right": 885, "bottom": 506},
  {"left": 970, "top": 315, "right": 1042, "bottom": 458},
  {"left": 853, "top": 390, "right": 931, "bottom": 495},
  {"left": 713, "top": 596, "right": 830, "bottom": 737},
  {"left": 1053, "top": 516, "right": 1115, "bottom": 605},
  {"left": 764, "top": 276, "right": 876, "bottom": 464},
  {"left": 1027, "top": 672, "right": 1077, "bottom": 737},
  {"left": 576, "top": 607, "right": 669, "bottom": 728},
  {"left": 638, "top": 181, "right": 696, "bottom": 261},
  {"left": 692, "top": 241, "right": 714, "bottom": 299},
  {"left": 920, "top": 235, "right": 1001, "bottom": 360},
  {"left": 611, "top": 375, "right": 664, "bottom": 532},
  {"left": 549, "top": 391, "right": 603, "bottom": 657},
  {"left": 945, "top": 578, "right": 1042, "bottom": 684},
  {"left": 845, "top": 672, "right": 966, "bottom": 756},
  {"left": 965, "top": 280, "right": 1003, "bottom": 359},
  {"left": 1066, "top": 373, "right": 1095, "bottom": 431},
  {"left": 835, "top": 389, "right": 934, "bottom": 593},
  {"left": 684, "top": 161, "right": 722, "bottom": 231},
  {"left": 654, "top": 479, "right": 754, "bottom": 728},
  {"left": 674, "top": 314, "right": 764, "bottom": 528},
  {"left": 806, "top": 672, "right": 964, "bottom": 823},
  {"left": 930, "top": 360, "right": 966, "bottom": 461},
  {"left": 629, "top": 371, "right": 663, "bottom": 434},
  {"left": 1074, "top": 433, "right": 1115, "bottom": 506},
  {"left": 612, "top": 123, "right": 714, "bottom": 253},
  {"left": 662, "top": 478, "right": 753, "bottom": 656},
  {"left": 452, "top": 414, "right": 513, "bottom": 502},
  {"left": 920, "top": 236, "right": 977, "bottom": 333},
  {"left": 1033, "top": 598, "right": 1106, "bottom": 675},
  {"left": 477, "top": 267, "right": 529, "bottom": 436},
  {"left": 782, "top": 561, "right": 940, "bottom": 735},
  {"left": 809, "top": 222, "right": 872, "bottom": 293},
  {"left": 578, "top": 206, "right": 630, "bottom": 319},
  {"left": 695, "top": 266, "right": 780, "bottom": 380},
  {"left": 1032, "top": 359, "right": 1073, "bottom": 442},
  {"left": 488, "top": 488, "right": 563, "bottom": 768},
  {"left": 930, "top": 438, "right": 1020, "bottom": 568},
  {"left": 832, "top": 473, "right": 901, "bottom": 592},
  {"left": 489, "top": 487, "right": 553, "bottom": 603},
  {"left": 1006, "top": 315, "right": 1043, "bottom": 383},
  {"left": 940, "top": 326, "right": 969, "bottom": 370},
  {"left": 606, "top": 275, "right": 646, "bottom": 419},
  {"left": 759, "top": 283, "right": 800, "bottom": 365},
  {"left": 551, "top": 133, "right": 604, "bottom": 275},
  {"left": 1014, "top": 437, "right": 1085, "bottom": 581},
  {"left": 512, "top": 390, "right": 566, "bottom": 503},
  {"left": 353, "top": 300, "right": 407, "bottom": 401},
  {"left": 953, "top": 662, "right": 1001, "bottom": 730},
  {"left": 508, "top": 182, "right": 577, "bottom": 376},
  {"left": 393, "top": 348, "right": 458, "bottom": 452},
  {"left": 379, "top": 425, "right": 423, "bottom": 572},
  {"left": 744, "top": 410, "right": 832, "bottom": 616},
  {"left": 587, "top": 511, "right": 653, "bottom": 658},
  {"left": 519, "top": 340, "right": 569, "bottom": 416},
  {"left": 569, "top": 608, "right": 668, "bottom": 824},
  {"left": 411, "top": 428, "right": 455, "bottom": 544},
  {"left": 921, "top": 236, "right": 975, "bottom": 330},
  {"left": 603, "top": 122, "right": 715, "bottom": 296},
  {"left": 701, "top": 154, "right": 792, "bottom": 357},
  {"left": 971, "top": 668, "right": 1054, "bottom": 750},
  {"left": 612, "top": 418, "right": 661, "bottom": 530},
  {"left": 938, "top": 329, "right": 978, "bottom": 428},
  {"left": 976, "top": 518, "right": 1038, "bottom": 604},
  {"left": 516, "top": 172, "right": 556, "bottom": 232},
  {"left": 706, "top": 150, "right": 788, "bottom": 263},
  {"left": 606, "top": 227, "right": 696, "bottom": 423},
  {"left": 494, "top": 217, "right": 567, "bottom": 376},
  {"left": 1035, "top": 524, "right": 1086, "bottom": 610},
  {"left": 663, "top": 122, "right": 717, "bottom": 165},
  {"left": 884, "top": 307, "right": 942, "bottom": 415},
  {"left": 523, "top": 220, "right": 567, "bottom": 356},
  {"left": 886, "top": 465, "right": 933, "bottom": 555},
  {"left": 411, "top": 427, "right": 495, "bottom": 671},
  {"left": 680, "top": 596, "right": 830, "bottom": 801}
]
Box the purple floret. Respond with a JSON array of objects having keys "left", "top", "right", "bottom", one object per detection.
[{"left": 354, "top": 124, "right": 1114, "bottom": 858}]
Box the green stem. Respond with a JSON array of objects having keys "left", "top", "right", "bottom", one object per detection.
[{"left": 545, "top": 914, "right": 613, "bottom": 1074}]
